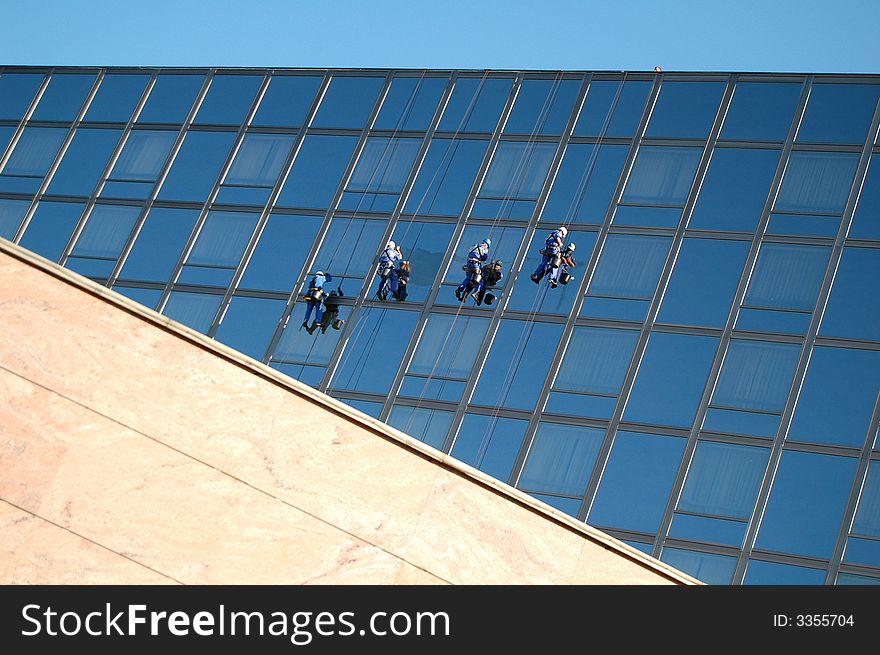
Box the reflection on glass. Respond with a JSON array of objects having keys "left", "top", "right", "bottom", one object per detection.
[
  {"left": 386, "top": 221, "right": 455, "bottom": 302},
  {"left": 543, "top": 143, "right": 628, "bottom": 224},
  {"left": 374, "top": 76, "right": 447, "bottom": 131},
  {"left": 387, "top": 405, "right": 453, "bottom": 450},
  {"left": 438, "top": 77, "right": 513, "bottom": 133},
  {"left": 0, "top": 199, "right": 30, "bottom": 240},
  {"left": 163, "top": 291, "right": 222, "bottom": 333},
  {"left": 788, "top": 346, "right": 880, "bottom": 448},
  {"left": 518, "top": 422, "right": 604, "bottom": 497},
  {"left": 405, "top": 138, "right": 487, "bottom": 216},
  {"left": 821, "top": 247, "right": 880, "bottom": 342},
  {"left": 276, "top": 134, "right": 358, "bottom": 209},
  {"left": 214, "top": 296, "right": 286, "bottom": 361},
  {"left": 623, "top": 332, "right": 718, "bottom": 428},
  {"left": 47, "top": 128, "right": 122, "bottom": 197},
  {"left": 645, "top": 81, "right": 725, "bottom": 139},
  {"left": 238, "top": 214, "right": 322, "bottom": 293},
  {"left": 678, "top": 441, "right": 768, "bottom": 519},
  {"left": 658, "top": 238, "right": 748, "bottom": 328},
  {"left": 118, "top": 207, "right": 199, "bottom": 282},
  {"left": 755, "top": 449, "right": 856, "bottom": 558},
  {"left": 18, "top": 201, "right": 84, "bottom": 262},
  {"left": 797, "top": 83, "right": 880, "bottom": 144},
  {"left": 503, "top": 78, "right": 580, "bottom": 134},
  {"left": 573, "top": 79, "right": 651, "bottom": 138},
  {"left": 689, "top": 148, "right": 779, "bottom": 232},
  {"left": 158, "top": 131, "right": 236, "bottom": 203},
  {"left": 620, "top": 146, "right": 701, "bottom": 206},
  {"left": 712, "top": 341, "right": 800, "bottom": 413},
  {"left": 589, "top": 430, "right": 685, "bottom": 533},
  {"left": 66, "top": 204, "right": 141, "bottom": 278},
  {"left": 450, "top": 414, "right": 527, "bottom": 482},
  {"left": 774, "top": 151, "right": 858, "bottom": 215},
  {"left": 720, "top": 82, "right": 801, "bottom": 142},
  {"left": 312, "top": 76, "right": 384, "bottom": 129}
]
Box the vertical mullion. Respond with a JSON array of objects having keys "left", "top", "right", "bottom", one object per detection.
[
  {"left": 732, "top": 79, "right": 880, "bottom": 585},
  {"left": 257, "top": 71, "right": 393, "bottom": 383},
  {"left": 575, "top": 74, "right": 733, "bottom": 526},
  {"left": 11, "top": 68, "right": 103, "bottom": 246},
  {"left": 106, "top": 70, "right": 214, "bottom": 286},
  {"left": 651, "top": 75, "right": 813, "bottom": 560}
]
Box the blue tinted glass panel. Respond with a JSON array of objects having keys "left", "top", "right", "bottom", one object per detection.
[
  {"left": 0, "top": 199, "right": 29, "bottom": 239},
  {"left": 70, "top": 204, "right": 140, "bottom": 259},
  {"left": 346, "top": 137, "right": 420, "bottom": 193},
  {"left": 798, "top": 83, "right": 880, "bottom": 144},
  {"left": 660, "top": 548, "right": 736, "bottom": 585},
  {"left": 137, "top": 74, "right": 203, "bottom": 123},
  {"left": 84, "top": 74, "right": 149, "bottom": 123},
  {"left": 689, "top": 148, "right": 779, "bottom": 232},
  {"left": 0, "top": 125, "right": 13, "bottom": 154},
  {"left": 850, "top": 154, "right": 880, "bottom": 239},
  {"left": 337, "top": 398, "right": 382, "bottom": 419},
  {"left": 450, "top": 414, "right": 528, "bottom": 482},
  {"left": 110, "top": 130, "right": 176, "bottom": 181},
  {"left": 312, "top": 76, "right": 384, "bottom": 129},
  {"left": 518, "top": 423, "right": 603, "bottom": 496},
  {"left": 186, "top": 211, "right": 259, "bottom": 267},
  {"left": 744, "top": 559, "right": 826, "bottom": 585},
  {"left": 845, "top": 537, "right": 880, "bottom": 567},
  {"left": 270, "top": 362, "right": 325, "bottom": 387},
  {"left": 0, "top": 72, "right": 44, "bottom": 120},
  {"left": 721, "top": 82, "right": 802, "bottom": 142},
  {"left": 408, "top": 314, "right": 488, "bottom": 383},
  {"left": 504, "top": 78, "right": 580, "bottom": 135},
  {"left": 157, "top": 131, "right": 235, "bottom": 202},
  {"left": 438, "top": 77, "right": 513, "bottom": 133},
  {"left": 712, "top": 340, "right": 800, "bottom": 413},
  {"left": 31, "top": 73, "right": 95, "bottom": 122},
  {"left": 471, "top": 320, "right": 563, "bottom": 411},
  {"left": 47, "top": 128, "right": 121, "bottom": 196},
  {"left": 587, "top": 234, "right": 670, "bottom": 299},
  {"left": 214, "top": 296, "right": 286, "bottom": 361},
  {"left": 239, "top": 213, "right": 322, "bottom": 293},
  {"left": 442, "top": 225, "right": 524, "bottom": 288},
  {"left": 224, "top": 133, "right": 294, "bottom": 186},
  {"left": 373, "top": 76, "right": 446, "bottom": 131},
  {"left": 554, "top": 327, "right": 638, "bottom": 395},
  {"left": 837, "top": 572, "right": 880, "bottom": 585},
  {"left": 163, "top": 292, "right": 221, "bottom": 333},
  {"left": 543, "top": 144, "right": 628, "bottom": 224},
  {"left": 645, "top": 81, "right": 725, "bottom": 139},
  {"left": 405, "top": 138, "right": 487, "bottom": 216},
  {"left": 590, "top": 431, "right": 685, "bottom": 533},
  {"left": 18, "top": 201, "right": 83, "bottom": 261},
  {"left": 744, "top": 243, "right": 829, "bottom": 310},
  {"left": 479, "top": 141, "right": 555, "bottom": 200},
  {"left": 702, "top": 407, "right": 780, "bottom": 438},
  {"left": 311, "top": 218, "right": 386, "bottom": 287},
  {"left": 277, "top": 135, "right": 357, "bottom": 209},
  {"left": 331, "top": 308, "right": 418, "bottom": 394},
  {"left": 668, "top": 513, "right": 747, "bottom": 547},
  {"left": 756, "top": 450, "right": 856, "bottom": 558},
  {"left": 624, "top": 332, "right": 719, "bottom": 428},
  {"left": 774, "top": 151, "right": 858, "bottom": 214},
  {"left": 679, "top": 441, "right": 769, "bottom": 518},
  {"left": 528, "top": 494, "right": 582, "bottom": 518},
  {"left": 612, "top": 205, "right": 680, "bottom": 228},
  {"left": 620, "top": 146, "right": 701, "bottom": 206},
  {"left": 118, "top": 207, "right": 199, "bottom": 282},
  {"left": 853, "top": 463, "right": 880, "bottom": 537},
  {"left": 658, "top": 238, "right": 748, "bottom": 327},
  {"left": 1, "top": 126, "right": 66, "bottom": 176},
  {"left": 112, "top": 286, "right": 162, "bottom": 310},
  {"left": 789, "top": 346, "right": 880, "bottom": 447},
  {"left": 386, "top": 220, "right": 455, "bottom": 302},
  {"left": 194, "top": 74, "right": 261, "bottom": 125},
  {"left": 252, "top": 75, "right": 321, "bottom": 127},
  {"left": 272, "top": 301, "right": 345, "bottom": 366},
  {"left": 821, "top": 247, "right": 880, "bottom": 342},
  {"left": 507, "top": 230, "right": 596, "bottom": 315},
  {"left": 387, "top": 406, "right": 453, "bottom": 450},
  {"left": 545, "top": 391, "right": 617, "bottom": 419},
  {"left": 573, "top": 80, "right": 650, "bottom": 138},
  {"left": 766, "top": 213, "right": 839, "bottom": 237}
]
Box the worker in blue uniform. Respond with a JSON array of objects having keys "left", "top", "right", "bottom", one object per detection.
[
  {"left": 374, "top": 240, "right": 402, "bottom": 300},
  {"left": 455, "top": 237, "right": 491, "bottom": 301},
  {"left": 549, "top": 242, "right": 576, "bottom": 286},
  {"left": 302, "top": 270, "right": 333, "bottom": 329},
  {"left": 530, "top": 226, "right": 568, "bottom": 287}
]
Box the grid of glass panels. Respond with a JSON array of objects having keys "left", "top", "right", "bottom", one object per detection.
[{"left": 3, "top": 66, "right": 879, "bottom": 585}]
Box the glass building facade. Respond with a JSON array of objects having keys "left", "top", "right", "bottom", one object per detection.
[{"left": 2, "top": 66, "right": 880, "bottom": 586}]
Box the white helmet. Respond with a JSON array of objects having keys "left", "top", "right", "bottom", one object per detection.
[
  {"left": 558, "top": 226, "right": 568, "bottom": 238},
  {"left": 566, "top": 242, "right": 576, "bottom": 251},
  {"left": 387, "top": 240, "right": 396, "bottom": 249},
  {"left": 316, "top": 271, "right": 324, "bottom": 277}
]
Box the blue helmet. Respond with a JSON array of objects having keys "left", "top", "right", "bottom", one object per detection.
[{"left": 482, "top": 237, "right": 491, "bottom": 247}]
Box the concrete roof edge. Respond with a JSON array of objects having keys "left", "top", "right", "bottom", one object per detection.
[{"left": 0, "top": 237, "right": 701, "bottom": 586}]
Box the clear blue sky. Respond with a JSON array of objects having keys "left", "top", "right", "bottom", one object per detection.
[{"left": 2, "top": 0, "right": 878, "bottom": 73}]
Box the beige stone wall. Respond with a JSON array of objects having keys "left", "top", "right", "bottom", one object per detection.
[{"left": 0, "top": 240, "right": 696, "bottom": 585}]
